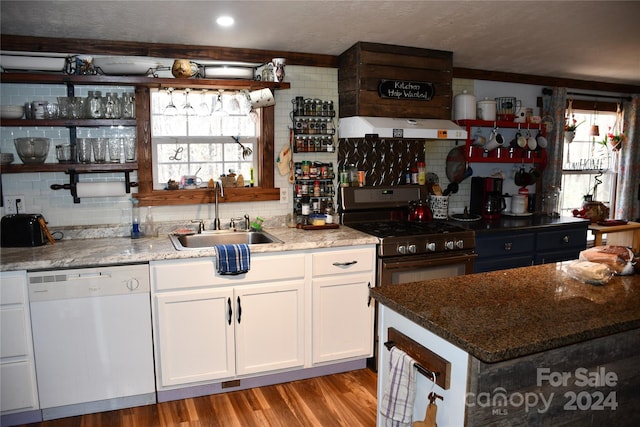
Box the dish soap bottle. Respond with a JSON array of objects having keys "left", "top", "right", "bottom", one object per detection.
[{"left": 131, "top": 199, "right": 142, "bottom": 239}]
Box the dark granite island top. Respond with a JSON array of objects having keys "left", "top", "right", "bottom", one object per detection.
[{"left": 370, "top": 262, "right": 640, "bottom": 363}]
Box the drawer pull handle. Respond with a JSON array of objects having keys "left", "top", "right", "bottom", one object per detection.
[
  {"left": 237, "top": 296, "right": 242, "bottom": 324},
  {"left": 504, "top": 242, "right": 513, "bottom": 251},
  {"left": 332, "top": 260, "right": 358, "bottom": 267},
  {"left": 563, "top": 235, "right": 569, "bottom": 243},
  {"left": 227, "top": 297, "right": 232, "bottom": 325}
]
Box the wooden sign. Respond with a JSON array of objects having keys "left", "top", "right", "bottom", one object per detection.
[{"left": 377, "top": 80, "right": 435, "bottom": 101}]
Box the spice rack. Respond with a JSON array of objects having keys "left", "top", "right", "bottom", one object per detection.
[
  {"left": 291, "top": 97, "right": 336, "bottom": 153},
  {"left": 292, "top": 161, "right": 335, "bottom": 215}
]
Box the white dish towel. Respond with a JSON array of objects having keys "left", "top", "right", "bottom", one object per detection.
[{"left": 380, "top": 346, "right": 418, "bottom": 427}]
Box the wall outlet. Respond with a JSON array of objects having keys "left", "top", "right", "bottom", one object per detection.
[
  {"left": 3, "top": 195, "right": 25, "bottom": 214},
  {"left": 279, "top": 187, "right": 289, "bottom": 204}
]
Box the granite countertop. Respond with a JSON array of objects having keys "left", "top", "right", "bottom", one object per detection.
[
  {"left": 371, "top": 263, "right": 640, "bottom": 363},
  {"left": 0, "top": 226, "right": 378, "bottom": 272},
  {"left": 454, "top": 215, "right": 590, "bottom": 234}
]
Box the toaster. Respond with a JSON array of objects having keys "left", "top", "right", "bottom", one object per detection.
[{"left": 1, "top": 214, "right": 47, "bottom": 247}]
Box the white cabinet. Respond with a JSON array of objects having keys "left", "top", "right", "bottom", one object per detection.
[
  {"left": 0, "top": 271, "right": 39, "bottom": 415},
  {"left": 150, "top": 252, "right": 306, "bottom": 389},
  {"left": 155, "top": 287, "right": 235, "bottom": 386},
  {"left": 311, "top": 247, "right": 375, "bottom": 364}
]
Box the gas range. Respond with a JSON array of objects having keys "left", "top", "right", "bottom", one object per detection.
[
  {"left": 339, "top": 186, "right": 475, "bottom": 258},
  {"left": 346, "top": 220, "right": 475, "bottom": 257}
]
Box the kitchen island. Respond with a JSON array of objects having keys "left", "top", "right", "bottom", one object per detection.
[{"left": 371, "top": 263, "right": 640, "bottom": 426}]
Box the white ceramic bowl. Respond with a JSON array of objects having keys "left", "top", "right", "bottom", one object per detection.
[{"left": 0, "top": 105, "right": 24, "bottom": 119}]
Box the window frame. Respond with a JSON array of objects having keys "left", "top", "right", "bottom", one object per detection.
[
  {"left": 134, "top": 85, "right": 277, "bottom": 207},
  {"left": 560, "top": 108, "right": 618, "bottom": 215}
]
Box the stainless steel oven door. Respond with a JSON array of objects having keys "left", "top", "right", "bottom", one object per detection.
[{"left": 379, "top": 251, "right": 476, "bottom": 286}]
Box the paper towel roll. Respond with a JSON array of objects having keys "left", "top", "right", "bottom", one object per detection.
[{"left": 76, "top": 182, "right": 126, "bottom": 198}]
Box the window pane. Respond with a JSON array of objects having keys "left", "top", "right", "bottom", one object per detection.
[
  {"left": 560, "top": 110, "right": 617, "bottom": 216},
  {"left": 151, "top": 89, "right": 258, "bottom": 189}
]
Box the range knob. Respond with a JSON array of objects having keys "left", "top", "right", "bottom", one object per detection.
[
  {"left": 397, "top": 245, "right": 407, "bottom": 255},
  {"left": 426, "top": 242, "right": 436, "bottom": 252},
  {"left": 408, "top": 244, "right": 417, "bottom": 254},
  {"left": 445, "top": 240, "right": 454, "bottom": 250},
  {"left": 456, "top": 239, "right": 464, "bottom": 249}
]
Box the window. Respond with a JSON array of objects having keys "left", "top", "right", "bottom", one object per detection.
[
  {"left": 150, "top": 88, "right": 258, "bottom": 190},
  {"left": 560, "top": 110, "right": 617, "bottom": 214}
]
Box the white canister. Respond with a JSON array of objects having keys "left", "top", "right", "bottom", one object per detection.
[
  {"left": 477, "top": 98, "right": 497, "bottom": 121},
  {"left": 511, "top": 194, "right": 528, "bottom": 214},
  {"left": 454, "top": 90, "right": 476, "bottom": 120}
]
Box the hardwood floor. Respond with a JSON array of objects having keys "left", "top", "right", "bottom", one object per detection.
[{"left": 20, "top": 369, "right": 378, "bottom": 427}]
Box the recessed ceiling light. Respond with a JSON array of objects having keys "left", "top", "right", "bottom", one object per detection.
[{"left": 216, "top": 16, "right": 234, "bottom": 27}]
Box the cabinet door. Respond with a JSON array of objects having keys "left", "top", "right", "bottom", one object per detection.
[
  {"left": 234, "top": 281, "right": 305, "bottom": 376},
  {"left": 155, "top": 288, "right": 235, "bottom": 387},
  {"left": 312, "top": 273, "right": 374, "bottom": 363},
  {"left": 0, "top": 271, "right": 39, "bottom": 414}
]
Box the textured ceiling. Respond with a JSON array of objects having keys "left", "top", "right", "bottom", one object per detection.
[{"left": 1, "top": 0, "right": 639, "bottom": 86}]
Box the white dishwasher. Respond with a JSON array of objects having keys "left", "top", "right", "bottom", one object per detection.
[{"left": 28, "top": 264, "right": 156, "bottom": 421}]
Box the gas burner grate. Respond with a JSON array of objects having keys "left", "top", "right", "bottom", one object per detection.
[{"left": 348, "top": 220, "right": 468, "bottom": 238}]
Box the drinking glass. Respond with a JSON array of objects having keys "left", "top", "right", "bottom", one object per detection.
[
  {"left": 77, "top": 138, "right": 92, "bottom": 163},
  {"left": 182, "top": 88, "right": 196, "bottom": 116},
  {"left": 108, "top": 138, "right": 123, "bottom": 163},
  {"left": 124, "top": 136, "right": 136, "bottom": 162},
  {"left": 92, "top": 138, "right": 108, "bottom": 163},
  {"left": 163, "top": 87, "right": 178, "bottom": 116}
]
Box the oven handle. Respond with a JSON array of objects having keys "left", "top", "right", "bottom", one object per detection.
[
  {"left": 381, "top": 252, "right": 476, "bottom": 271},
  {"left": 332, "top": 260, "right": 358, "bottom": 267}
]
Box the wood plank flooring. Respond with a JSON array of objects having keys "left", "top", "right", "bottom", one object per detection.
[{"left": 20, "top": 369, "right": 378, "bottom": 427}]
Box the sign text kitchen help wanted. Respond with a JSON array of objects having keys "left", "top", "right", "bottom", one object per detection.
[{"left": 378, "top": 80, "right": 435, "bottom": 101}]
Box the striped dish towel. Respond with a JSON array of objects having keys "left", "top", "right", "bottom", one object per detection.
[
  {"left": 380, "top": 346, "right": 417, "bottom": 427},
  {"left": 214, "top": 244, "right": 250, "bottom": 275}
]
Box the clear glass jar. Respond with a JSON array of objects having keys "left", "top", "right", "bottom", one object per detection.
[
  {"left": 122, "top": 92, "right": 136, "bottom": 119},
  {"left": 86, "top": 90, "right": 104, "bottom": 119},
  {"left": 104, "top": 92, "right": 122, "bottom": 119}
]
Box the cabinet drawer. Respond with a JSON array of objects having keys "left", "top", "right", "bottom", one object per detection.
[
  {"left": 212, "top": 252, "right": 305, "bottom": 286},
  {"left": 536, "top": 227, "right": 587, "bottom": 252},
  {"left": 312, "top": 247, "right": 374, "bottom": 277},
  {"left": 152, "top": 253, "right": 306, "bottom": 291},
  {"left": 476, "top": 233, "right": 535, "bottom": 257},
  {"left": 152, "top": 258, "right": 217, "bottom": 291}
]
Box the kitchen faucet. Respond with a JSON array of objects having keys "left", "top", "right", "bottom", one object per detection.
[{"left": 212, "top": 179, "right": 224, "bottom": 230}]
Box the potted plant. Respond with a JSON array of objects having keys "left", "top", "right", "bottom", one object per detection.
[
  {"left": 602, "top": 130, "right": 625, "bottom": 151},
  {"left": 563, "top": 116, "right": 584, "bottom": 143}
]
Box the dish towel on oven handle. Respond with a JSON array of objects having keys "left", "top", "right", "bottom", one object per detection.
[
  {"left": 380, "top": 346, "right": 418, "bottom": 427},
  {"left": 214, "top": 244, "right": 250, "bottom": 275}
]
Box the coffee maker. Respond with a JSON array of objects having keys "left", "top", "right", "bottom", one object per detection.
[{"left": 470, "top": 177, "right": 505, "bottom": 220}]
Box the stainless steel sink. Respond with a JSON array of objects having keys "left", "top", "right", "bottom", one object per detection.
[{"left": 169, "top": 230, "right": 283, "bottom": 250}]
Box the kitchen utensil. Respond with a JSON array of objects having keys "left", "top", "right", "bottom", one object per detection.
[
  {"left": 536, "top": 132, "right": 548, "bottom": 148},
  {"left": 527, "top": 131, "right": 537, "bottom": 150},
  {"left": 408, "top": 199, "right": 433, "bottom": 222},
  {"left": 514, "top": 166, "right": 532, "bottom": 187},
  {"left": 429, "top": 195, "right": 449, "bottom": 219},
  {"left": 1, "top": 214, "right": 47, "bottom": 247},
  {"left": 272, "top": 58, "right": 286, "bottom": 82},
  {"left": 171, "top": 59, "right": 199, "bottom": 78},
  {"left": 55, "top": 144, "right": 75, "bottom": 163},
  {"left": 477, "top": 98, "right": 496, "bottom": 121},
  {"left": 93, "top": 56, "right": 161, "bottom": 75},
  {"left": 454, "top": 90, "right": 476, "bottom": 120},
  {"left": 484, "top": 128, "right": 504, "bottom": 151},
  {"left": 14, "top": 137, "right": 50, "bottom": 164},
  {"left": 77, "top": 138, "right": 92, "bottom": 163},
  {"left": 495, "top": 97, "right": 520, "bottom": 121},
  {"left": 0, "top": 104, "right": 24, "bottom": 119},
  {"left": 231, "top": 136, "right": 253, "bottom": 159},
  {"left": 38, "top": 216, "right": 56, "bottom": 245},
  {"left": 0, "top": 152, "right": 14, "bottom": 165},
  {"left": 444, "top": 145, "right": 473, "bottom": 195}
]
